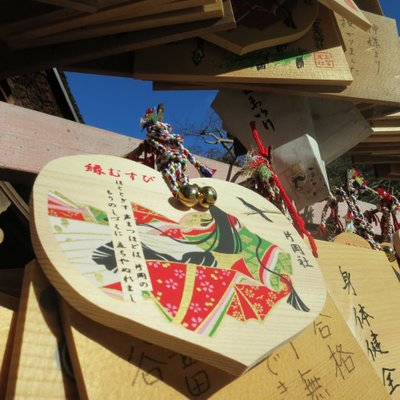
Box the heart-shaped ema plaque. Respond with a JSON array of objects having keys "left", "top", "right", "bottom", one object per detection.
[{"left": 31, "top": 155, "right": 326, "bottom": 375}]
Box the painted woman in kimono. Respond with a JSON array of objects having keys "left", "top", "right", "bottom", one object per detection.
[{"left": 101, "top": 202, "right": 309, "bottom": 336}]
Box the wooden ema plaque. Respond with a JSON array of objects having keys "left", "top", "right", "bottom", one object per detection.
[
  {"left": 317, "top": 240, "right": 400, "bottom": 399},
  {"left": 333, "top": 232, "right": 372, "bottom": 249},
  {"left": 317, "top": 0, "right": 371, "bottom": 30},
  {"left": 133, "top": 5, "right": 352, "bottom": 86},
  {"left": 0, "top": 292, "right": 17, "bottom": 399},
  {"left": 6, "top": 261, "right": 78, "bottom": 399},
  {"left": 31, "top": 155, "right": 326, "bottom": 375},
  {"left": 212, "top": 89, "right": 372, "bottom": 166},
  {"left": 7, "top": 0, "right": 225, "bottom": 49},
  {"left": 202, "top": 0, "right": 319, "bottom": 55},
  {"left": 59, "top": 293, "right": 390, "bottom": 399},
  {"left": 222, "top": 12, "right": 400, "bottom": 106}
]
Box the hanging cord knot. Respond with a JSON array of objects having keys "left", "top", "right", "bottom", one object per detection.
[
  {"left": 250, "top": 121, "right": 318, "bottom": 257},
  {"left": 127, "top": 106, "right": 216, "bottom": 208}
]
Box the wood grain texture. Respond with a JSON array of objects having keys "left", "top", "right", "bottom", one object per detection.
[
  {"left": 7, "top": 0, "right": 176, "bottom": 47},
  {"left": 317, "top": 240, "right": 400, "bottom": 399},
  {"left": 34, "top": 0, "right": 100, "bottom": 13},
  {"left": 212, "top": 89, "right": 372, "bottom": 168},
  {"left": 333, "top": 232, "right": 372, "bottom": 249},
  {"left": 6, "top": 260, "right": 78, "bottom": 399},
  {"left": 202, "top": 0, "right": 319, "bottom": 55},
  {"left": 31, "top": 154, "right": 326, "bottom": 376},
  {"left": 318, "top": 0, "right": 371, "bottom": 30},
  {"left": 216, "top": 13, "right": 400, "bottom": 106},
  {"left": 134, "top": 5, "right": 352, "bottom": 85},
  {"left": 0, "top": 1, "right": 235, "bottom": 78},
  {"left": 8, "top": 0, "right": 225, "bottom": 49},
  {"left": 0, "top": 293, "right": 17, "bottom": 400},
  {"left": 0, "top": 102, "right": 238, "bottom": 183},
  {"left": 59, "top": 292, "right": 389, "bottom": 399}
]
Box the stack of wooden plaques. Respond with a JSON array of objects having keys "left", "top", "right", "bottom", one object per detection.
[
  {"left": 138, "top": 0, "right": 400, "bottom": 175},
  {"left": 0, "top": 0, "right": 234, "bottom": 77},
  {"left": 1, "top": 0, "right": 399, "bottom": 175},
  {"left": 0, "top": 152, "right": 399, "bottom": 398},
  {"left": 2, "top": 238, "right": 400, "bottom": 398}
]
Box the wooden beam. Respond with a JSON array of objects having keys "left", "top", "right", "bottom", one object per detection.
[
  {"left": 354, "top": 0, "right": 383, "bottom": 14},
  {"left": 34, "top": 0, "right": 100, "bottom": 13},
  {"left": 0, "top": 1, "right": 234, "bottom": 79},
  {"left": 6, "top": 0, "right": 205, "bottom": 48},
  {"left": 65, "top": 52, "right": 134, "bottom": 77},
  {"left": 0, "top": 0, "right": 126, "bottom": 37},
  {"left": 8, "top": 0, "right": 224, "bottom": 49},
  {"left": 0, "top": 102, "right": 237, "bottom": 183}
]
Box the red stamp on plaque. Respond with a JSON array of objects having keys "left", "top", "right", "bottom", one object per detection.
[{"left": 313, "top": 51, "right": 334, "bottom": 68}]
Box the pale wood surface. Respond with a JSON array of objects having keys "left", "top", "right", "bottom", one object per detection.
[
  {"left": 212, "top": 89, "right": 373, "bottom": 166},
  {"left": 32, "top": 154, "right": 326, "bottom": 375},
  {"left": 333, "top": 232, "right": 372, "bottom": 249},
  {"left": 317, "top": 240, "right": 400, "bottom": 398},
  {"left": 0, "top": 293, "right": 17, "bottom": 400},
  {"left": 318, "top": 0, "right": 371, "bottom": 30},
  {"left": 134, "top": 5, "right": 352, "bottom": 86},
  {"left": 6, "top": 260, "right": 78, "bottom": 399},
  {"left": 60, "top": 292, "right": 389, "bottom": 399},
  {"left": 202, "top": 0, "right": 319, "bottom": 55},
  {"left": 219, "top": 13, "right": 400, "bottom": 106},
  {"left": 0, "top": 102, "right": 238, "bottom": 183}
]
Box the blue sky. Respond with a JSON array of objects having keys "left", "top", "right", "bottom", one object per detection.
[{"left": 65, "top": 0, "right": 399, "bottom": 151}]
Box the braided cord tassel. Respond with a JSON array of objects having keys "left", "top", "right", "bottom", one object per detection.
[
  {"left": 250, "top": 121, "right": 318, "bottom": 257},
  {"left": 140, "top": 108, "right": 215, "bottom": 197}
]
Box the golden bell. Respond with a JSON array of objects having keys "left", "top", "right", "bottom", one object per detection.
[
  {"left": 198, "top": 186, "right": 217, "bottom": 208},
  {"left": 177, "top": 184, "right": 199, "bottom": 207}
]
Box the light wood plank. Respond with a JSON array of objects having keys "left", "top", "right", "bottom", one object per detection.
[
  {"left": 0, "top": 293, "right": 17, "bottom": 400},
  {"left": 317, "top": 240, "right": 400, "bottom": 399},
  {"left": 212, "top": 15, "right": 400, "bottom": 106},
  {"left": 0, "top": 102, "right": 237, "bottom": 183},
  {"left": 7, "top": 0, "right": 210, "bottom": 47},
  {"left": 6, "top": 260, "right": 78, "bottom": 399},
  {"left": 59, "top": 293, "right": 389, "bottom": 399},
  {"left": 0, "top": 1, "right": 234, "bottom": 78},
  {"left": 318, "top": 0, "right": 371, "bottom": 30}
]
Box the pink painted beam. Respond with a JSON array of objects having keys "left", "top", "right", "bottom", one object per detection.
[{"left": 0, "top": 102, "right": 237, "bottom": 183}]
